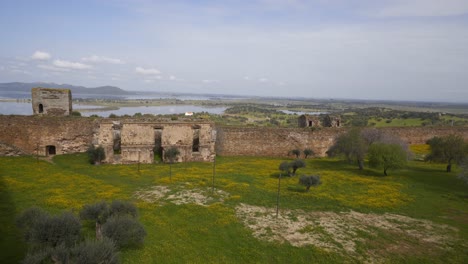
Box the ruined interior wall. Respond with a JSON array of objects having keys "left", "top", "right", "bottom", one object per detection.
[
  {"left": 120, "top": 124, "right": 155, "bottom": 163},
  {"left": 121, "top": 124, "right": 155, "bottom": 145},
  {"left": 97, "top": 123, "right": 115, "bottom": 163},
  {"left": 161, "top": 123, "right": 215, "bottom": 162},
  {"left": 96, "top": 121, "right": 216, "bottom": 164},
  {"left": 31, "top": 88, "right": 72, "bottom": 116},
  {"left": 216, "top": 126, "right": 468, "bottom": 157},
  {"left": 0, "top": 116, "right": 96, "bottom": 156}
]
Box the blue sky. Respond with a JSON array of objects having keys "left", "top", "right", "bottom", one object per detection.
[{"left": 1, "top": 0, "right": 467, "bottom": 102}]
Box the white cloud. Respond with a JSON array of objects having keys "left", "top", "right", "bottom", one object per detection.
[
  {"left": 31, "top": 51, "right": 51, "bottom": 60},
  {"left": 243, "top": 76, "right": 250, "bottom": 80},
  {"left": 53, "top": 59, "right": 92, "bottom": 70},
  {"left": 375, "top": 0, "right": 468, "bottom": 17},
  {"left": 135, "top": 66, "right": 161, "bottom": 75},
  {"left": 37, "top": 64, "right": 70, "bottom": 72},
  {"left": 169, "top": 75, "right": 176, "bottom": 80},
  {"left": 82, "top": 55, "right": 125, "bottom": 64},
  {"left": 258, "top": 78, "right": 268, "bottom": 82}
]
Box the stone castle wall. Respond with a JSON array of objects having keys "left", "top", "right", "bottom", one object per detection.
[
  {"left": 215, "top": 126, "right": 468, "bottom": 157},
  {"left": 0, "top": 115, "right": 467, "bottom": 159},
  {"left": 0, "top": 116, "right": 96, "bottom": 156}
]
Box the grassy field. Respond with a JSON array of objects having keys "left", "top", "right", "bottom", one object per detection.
[{"left": 1, "top": 154, "right": 467, "bottom": 263}]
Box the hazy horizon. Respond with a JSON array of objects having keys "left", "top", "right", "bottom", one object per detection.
[{"left": 1, "top": 0, "right": 467, "bottom": 103}]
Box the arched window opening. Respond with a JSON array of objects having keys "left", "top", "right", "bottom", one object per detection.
[{"left": 39, "top": 104, "right": 44, "bottom": 113}]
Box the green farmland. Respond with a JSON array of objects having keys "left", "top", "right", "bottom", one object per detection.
[{"left": 1, "top": 154, "right": 467, "bottom": 263}]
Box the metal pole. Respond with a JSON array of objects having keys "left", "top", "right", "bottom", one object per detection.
[
  {"left": 276, "top": 173, "right": 281, "bottom": 218},
  {"left": 138, "top": 150, "right": 141, "bottom": 172},
  {"left": 212, "top": 157, "right": 216, "bottom": 195}
]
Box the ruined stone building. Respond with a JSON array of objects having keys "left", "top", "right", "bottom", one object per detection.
[
  {"left": 97, "top": 120, "right": 216, "bottom": 164},
  {"left": 298, "top": 114, "right": 341, "bottom": 128},
  {"left": 31, "top": 87, "right": 72, "bottom": 116},
  {"left": 298, "top": 115, "right": 321, "bottom": 128},
  {"left": 323, "top": 115, "right": 341, "bottom": 128}
]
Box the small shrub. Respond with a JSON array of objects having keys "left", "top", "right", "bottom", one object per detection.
[
  {"left": 87, "top": 145, "right": 106, "bottom": 165},
  {"left": 71, "top": 111, "right": 82, "bottom": 116}
]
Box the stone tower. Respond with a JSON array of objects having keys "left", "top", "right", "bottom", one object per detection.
[{"left": 31, "top": 87, "right": 72, "bottom": 116}]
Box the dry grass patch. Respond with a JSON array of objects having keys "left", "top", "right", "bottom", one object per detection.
[
  {"left": 235, "top": 203, "right": 464, "bottom": 261},
  {"left": 134, "top": 185, "right": 230, "bottom": 206}
]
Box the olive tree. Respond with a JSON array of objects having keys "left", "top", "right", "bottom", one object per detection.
[
  {"left": 299, "top": 175, "right": 321, "bottom": 191},
  {"left": 425, "top": 135, "right": 468, "bottom": 172},
  {"left": 290, "top": 159, "right": 306, "bottom": 176},
  {"left": 327, "top": 128, "right": 367, "bottom": 170},
  {"left": 303, "top": 148, "right": 314, "bottom": 159},
  {"left": 71, "top": 238, "right": 120, "bottom": 264},
  {"left": 368, "top": 143, "right": 408, "bottom": 176},
  {"left": 80, "top": 200, "right": 139, "bottom": 241},
  {"left": 102, "top": 216, "right": 146, "bottom": 249},
  {"left": 80, "top": 201, "right": 108, "bottom": 240},
  {"left": 279, "top": 161, "right": 291, "bottom": 176},
  {"left": 17, "top": 205, "right": 127, "bottom": 264},
  {"left": 16, "top": 207, "right": 81, "bottom": 250},
  {"left": 290, "top": 149, "right": 301, "bottom": 158}
]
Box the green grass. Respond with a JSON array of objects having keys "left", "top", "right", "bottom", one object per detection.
[
  {"left": 1, "top": 154, "right": 467, "bottom": 263},
  {"left": 369, "top": 117, "right": 424, "bottom": 127}
]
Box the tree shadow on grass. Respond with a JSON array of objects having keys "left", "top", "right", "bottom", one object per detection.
[
  {"left": 287, "top": 185, "right": 308, "bottom": 193},
  {"left": 269, "top": 173, "right": 294, "bottom": 179},
  {"left": 0, "top": 177, "right": 27, "bottom": 263}
]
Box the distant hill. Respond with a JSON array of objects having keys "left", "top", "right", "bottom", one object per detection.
[{"left": 0, "top": 82, "right": 132, "bottom": 95}]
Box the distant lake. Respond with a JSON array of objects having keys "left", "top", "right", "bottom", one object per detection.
[
  {"left": 280, "top": 110, "right": 327, "bottom": 115},
  {"left": 81, "top": 105, "right": 226, "bottom": 117},
  {"left": 0, "top": 102, "right": 32, "bottom": 115},
  {"left": 0, "top": 101, "right": 225, "bottom": 116}
]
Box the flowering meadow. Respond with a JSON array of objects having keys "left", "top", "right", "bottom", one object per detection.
[{"left": 1, "top": 152, "right": 467, "bottom": 263}]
